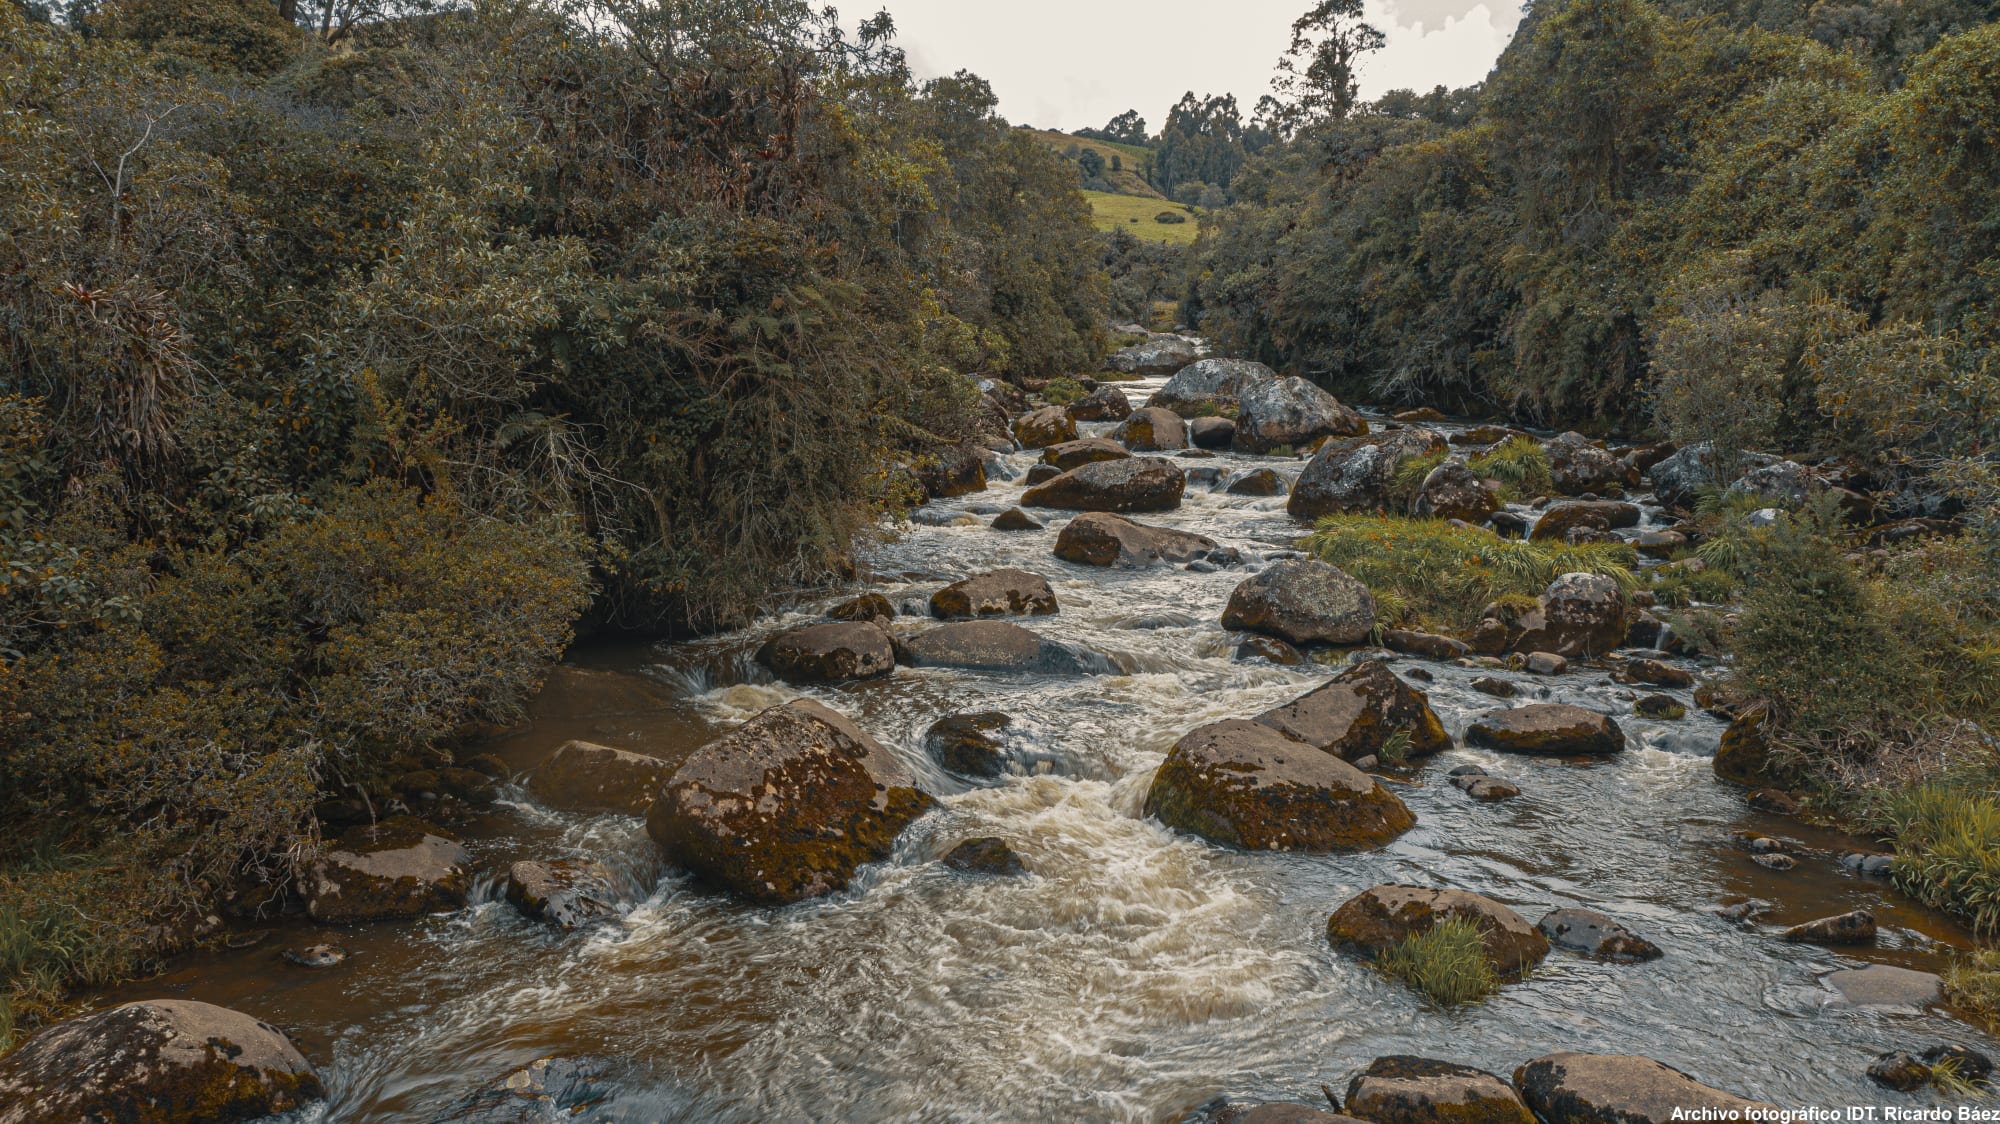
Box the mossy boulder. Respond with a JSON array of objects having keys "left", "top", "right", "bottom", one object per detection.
[
  {"left": 1414, "top": 460, "right": 1500, "bottom": 523},
  {"left": 1042, "top": 436, "right": 1132, "bottom": 471},
  {"left": 1149, "top": 357, "right": 1275, "bottom": 415},
  {"left": 1222, "top": 559, "right": 1376, "bottom": 646},
  {"left": 528, "top": 740, "right": 671, "bottom": 815},
  {"left": 0, "top": 1000, "right": 324, "bottom": 1124},
  {"left": 1544, "top": 433, "right": 1638, "bottom": 495},
  {"left": 1465, "top": 704, "right": 1626, "bottom": 757},
  {"left": 756, "top": 620, "right": 896, "bottom": 683},
  {"left": 1143, "top": 720, "right": 1415, "bottom": 852},
  {"left": 1112, "top": 406, "right": 1189, "bottom": 451},
  {"left": 1327, "top": 885, "right": 1550, "bottom": 974},
  {"left": 1068, "top": 383, "right": 1134, "bottom": 421},
  {"left": 1233, "top": 377, "right": 1367, "bottom": 455},
  {"left": 1021, "top": 456, "right": 1186, "bottom": 513},
  {"left": 1253, "top": 661, "right": 1450, "bottom": 764},
  {"left": 1529, "top": 501, "right": 1641, "bottom": 543},
  {"left": 1713, "top": 708, "right": 1790, "bottom": 787},
  {"left": 1512, "top": 1054, "right": 1770, "bottom": 1124},
  {"left": 1054, "top": 512, "right": 1217, "bottom": 568},
  {"left": 1013, "top": 405, "right": 1078, "bottom": 448},
  {"left": 645, "top": 699, "right": 935, "bottom": 904},
  {"left": 929, "top": 569, "right": 1058, "bottom": 619},
  {"left": 1344, "top": 1056, "right": 1535, "bottom": 1124},
  {"left": 306, "top": 818, "right": 471, "bottom": 923},
  {"left": 1289, "top": 429, "right": 1446, "bottom": 520}
]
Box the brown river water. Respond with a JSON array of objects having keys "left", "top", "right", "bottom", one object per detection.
[{"left": 101, "top": 374, "right": 1992, "bottom": 1122}]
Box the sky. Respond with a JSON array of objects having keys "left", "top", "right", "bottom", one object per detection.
[{"left": 868, "top": 0, "right": 1525, "bottom": 134}]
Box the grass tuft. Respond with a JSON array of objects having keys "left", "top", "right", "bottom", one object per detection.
[
  {"left": 1375, "top": 917, "right": 1501, "bottom": 1006},
  {"left": 1881, "top": 782, "right": 2000, "bottom": 935},
  {"left": 1945, "top": 946, "right": 2000, "bottom": 1033},
  {"left": 1388, "top": 451, "right": 1449, "bottom": 510},
  {"left": 1466, "top": 436, "right": 1551, "bottom": 499},
  {"left": 1042, "top": 377, "right": 1087, "bottom": 406}
]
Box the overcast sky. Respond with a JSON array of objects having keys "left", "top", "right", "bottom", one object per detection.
[{"left": 869, "top": 0, "right": 1524, "bottom": 133}]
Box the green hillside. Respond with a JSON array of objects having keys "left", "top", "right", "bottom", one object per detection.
[
  {"left": 1083, "top": 191, "right": 1200, "bottom": 244},
  {"left": 1021, "top": 128, "right": 1163, "bottom": 200}
]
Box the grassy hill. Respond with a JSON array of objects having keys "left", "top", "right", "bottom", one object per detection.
[
  {"left": 1020, "top": 128, "right": 1163, "bottom": 200},
  {"left": 1083, "top": 191, "right": 1201, "bottom": 245}
]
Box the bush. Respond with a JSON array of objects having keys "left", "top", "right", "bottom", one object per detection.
[
  {"left": 1155, "top": 211, "right": 1189, "bottom": 225},
  {"left": 1042, "top": 377, "right": 1088, "bottom": 406},
  {"left": 1944, "top": 945, "right": 2000, "bottom": 1031},
  {"left": 1304, "top": 515, "right": 1637, "bottom": 629},
  {"left": 1375, "top": 917, "right": 1502, "bottom": 1006}
]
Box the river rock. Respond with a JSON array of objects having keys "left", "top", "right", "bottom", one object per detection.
[
  {"left": 646, "top": 699, "right": 934, "bottom": 904},
  {"left": 1144, "top": 720, "right": 1415, "bottom": 852},
  {"left": 1452, "top": 773, "right": 1521, "bottom": 802},
  {"left": 436, "top": 1056, "right": 607, "bottom": 1123},
  {"left": 1545, "top": 433, "right": 1637, "bottom": 495},
  {"left": 1225, "top": 468, "right": 1288, "bottom": 496},
  {"left": 1068, "top": 383, "right": 1133, "bottom": 421},
  {"left": 1013, "top": 405, "right": 1078, "bottom": 449},
  {"left": 898, "top": 620, "right": 1051, "bottom": 671},
  {"left": 1476, "top": 573, "right": 1627, "bottom": 658},
  {"left": 1212, "top": 1105, "right": 1366, "bottom": 1124},
  {"left": 1465, "top": 704, "right": 1626, "bottom": 756},
  {"left": 1024, "top": 463, "right": 1061, "bottom": 485},
  {"left": 528, "top": 740, "right": 670, "bottom": 815},
  {"left": 1537, "top": 908, "right": 1663, "bottom": 962},
  {"left": 1713, "top": 709, "right": 1787, "bottom": 787},
  {"left": 757, "top": 620, "right": 896, "bottom": 683},
  {"left": 1148, "top": 357, "right": 1274, "bottom": 415},
  {"left": 1513, "top": 1054, "right": 1770, "bottom": 1124},
  {"left": 1109, "top": 333, "right": 1200, "bottom": 377},
  {"left": 1414, "top": 460, "right": 1500, "bottom": 523},
  {"left": 1253, "top": 661, "right": 1450, "bottom": 764},
  {"left": 992, "top": 507, "right": 1043, "bottom": 531},
  {"left": 505, "top": 859, "right": 618, "bottom": 931},
  {"left": 1113, "top": 406, "right": 1189, "bottom": 451},
  {"left": 281, "top": 943, "right": 347, "bottom": 968},
  {"left": 930, "top": 569, "right": 1058, "bottom": 619},
  {"left": 829, "top": 592, "right": 896, "bottom": 622},
  {"left": 1381, "top": 630, "right": 1470, "bottom": 660},
  {"left": 1238, "top": 635, "right": 1307, "bottom": 666},
  {"left": 1620, "top": 657, "right": 1691, "bottom": 688},
  {"left": 1344, "top": 1056, "right": 1535, "bottom": 1124},
  {"left": 1042, "top": 437, "right": 1132, "bottom": 471},
  {"left": 1054, "top": 512, "right": 1217, "bottom": 568},
  {"left": 307, "top": 819, "right": 472, "bottom": 923},
  {"left": 1825, "top": 964, "right": 1942, "bottom": 1007},
  {"left": 1234, "top": 377, "right": 1367, "bottom": 454},
  {"left": 0, "top": 999, "right": 325, "bottom": 1124},
  {"left": 1729, "top": 458, "right": 1824, "bottom": 507},
  {"left": 1222, "top": 559, "right": 1376, "bottom": 646},
  {"left": 1289, "top": 429, "right": 1449, "bottom": 520},
  {"left": 924, "top": 711, "right": 1013, "bottom": 777},
  {"left": 1530, "top": 501, "right": 1641, "bottom": 543},
  {"left": 917, "top": 444, "right": 987, "bottom": 499},
  {"left": 1783, "top": 909, "right": 1876, "bottom": 945},
  {"left": 942, "top": 836, "right": 1026, "bottom": 876},
  {"left": 1471, "top": 676, "right": 1516, "bottom": 698},
  {"left": 1190, "top": 416, "right": 1237, "bottom": 448},
  {"left": 1327, "top": 885, "right": 1549, "bottom": 974},
  {"left": 1021, "top": 457, "right": 1186, "bottom": 513}
]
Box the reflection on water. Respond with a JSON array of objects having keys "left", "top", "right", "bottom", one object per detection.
[{"left": 102, "top": 377, "right": 1992, "bottom": 1121}]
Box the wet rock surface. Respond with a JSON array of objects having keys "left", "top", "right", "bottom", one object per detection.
[
  {"left": 1021, "top": 456, "right": 1186, "bottom": 512},
  {"left": 1465, "top": 704, "right": 1627, "bottom": 756},
  {"left": 929, "top": 568, "right": 1060, "bottom": 619},
  {"left": 528, "top": 740, "right": 671, "bottom": 815},
  {"left": 1343, "top": 1056, "right": 1534, "bottom": 1124},
  {"left": 757, "top": 620, "right": 897, "bottom": 683},
  {"left": 1512, "top": 1053, "right": 1769, "bottom": 1124},
  {"left": 1144, "top": 720, "right": 1416, "bottom": 852},
  {"left": 1327, "top": 885, "right": 1550, "bottom": 974},
  {"left": 1537, "top": 908, "right": 1663, "bottom": 963},
  {"left": 1053, "top": 511, "right": 1218, "bottom": 568},
  {"left": 1252, "top": 661, "right": 1451, "bottom": 764},
  {"left": 1222, "top": 559, "right": 1377, "bottom": 646},
  {"left": 307, "top": 819, "right": 472, "bottom": 923},
  {"left": 505, "top": 859, "right": 618, "bottom": 931}
]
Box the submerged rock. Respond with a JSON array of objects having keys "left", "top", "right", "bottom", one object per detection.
[
  {"left": 0, "top": 1000, "right": 324, "bottom": 1124},
  {"left": 1253, "top": 661, "right": 1451, "bottom": 764},
  {"left": 1465, "top": 704, "right": 1626, "bottom": 756},
  {"left": 924, "top": 711, "right": 1014, "bottom": 777},
  {"left": 1222, "top": 559, "right": 1377, "bottom": 646},
  {"left": 1144, "top": 720, "right": 1415, "bottom": 852},
  {"left": 929, "top": 568, "right": 1059, "bottom": 619},
  {"left": 1211, "top": 1104, "right": 1365, "bottom": 1124},
  {"left": 529, "top": 740, "right": 671, "bottom": 815},
  {"left": 1343, "top": 1056, "right": 1534, "bottom": 1124},
  {"left": 1327, "top": 885, "right": 1549, "bottom": 974},
  {"left": 307, "top": 819, "right": 472, "bottom": 923},
  {"left": 942, "top": 837, "right": 1026, "bottom": 876},
  {"left": 1824, "top": 964, "right": 1942, "bottom": 1007},
  {"left": 1537, "top": 908, "right": 1663, "bottom": 963},
  {"left": 436, "top": 1056, "right": 608, "bottom": 1123},
  {"left": 1782, "top": 910, "right": 1876, "bottom": 946},
  {"left": 1512, "top": 1053, "right": 1770, "bottom": 1124},
  {"left": 757, "top": 620, "right": 896, "bottom": 683},
  {"left": 1237, "top": 635, "right": 1307, "bottom": 666},
  {"left": 646, "top": 699, "right": 935, "bottom": 905},
  {"left": 1021, "top": 456, "right": 1186, "bottom": 513},
  {"left": 1053, "top": 512, "right": 1217, "bottom": 568}
]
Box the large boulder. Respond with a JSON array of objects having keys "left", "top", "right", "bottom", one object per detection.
[
  {"left": 1108, "top": 334, "right": 1201, "bottom": 377},
  {"left": 1466, "top": 704, "right": 1626, "bottom": 756},
  {"left": 306, "top": 819, "right": 472, "bottom": 923},
  {"left": 645, "top": 700, "right": 934, "bottom": 904},
  {"left": 505, "top": 859, "right": 618, "bottom": 931},
  {"left": 529, "top": 740, "right": 670, "bottom": 815},
  {"left": 757, "top": 620, "right": 896, "bottom": 683},
  {"left": 1713, "top": 709, "right": 1789, "bottom": 787},
  {"left": 1222, "top": 559, "right": 1376, "bottom": 646},
  {"left": 1648, "top": 443, "right": 1733, "bottom": 509},
  {"left": 1021, "top": 457, "right": 1186, "bottom": 513},
  {"left": 1042, "top": 437, "right": 1132, "bottom": 471},
  {"left": 1068, "top": 383, "right": 1133, "bottom": 421},
  {"left": 1233, "top": 377, "right": 1367, "bottom": 455},
  {"left": 897, "top": 620, "right": 1055, "bottom": 671},
  {"left": 1512, "top": 1054, "right": 1770, "bottom": 1124},
  {"left": 1545, "top": 433, "right": 1637, "bottom": 495},
  {"left": 929, "top": 568, "right": 1059, "bottom": 619},
  {"left": 1475, "top": 574, "right": 1627, "bottom": 658},
  {"left": 1290, "top": 429, "right": 1449, "bottom": 520},
  {"left": 1054, "top": 512, "right": 1218, "bottom": 568},
  {"left": 1189, "top": 416, "right": 1237, "bottom": 449},
  {"left": 1414, "top": 460, "right": 1500, "bottom": 523},
  {"left": 1013, "top": 405, "right": 1078, "bottom": 449},
  {"left": 1729, "top": 458, "right": 1825, "bottom": 508},
  {"left": 916, "top": 443, "right": 987, "bottom": 499},
  {"left": 1112, "top": 406, "right": 1189, "bottom": 451},
  {"left": 1344, "top": 1057, "right": 1535, "bottom": 1124},
  {"left": 0, "top": 1000, "right": 324, "bottom": 1124},
  {"left": 1530, "top": 501, "right": 1641, "bottom": 543},
  {"left": 1253, "top": 661, "right": 1450, "bottom": 764},
  {"left": 1327, "top": 885, "right": 1550, "bottom": 974},
  {"left": 1143, "top": 720, "right": 1415, "bottom": 851},
  {"left": 1148, "top": 357, "right": 1275, "bottom": 415}
]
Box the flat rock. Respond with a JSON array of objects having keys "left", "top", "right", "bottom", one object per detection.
[
  {"left": 1021, "top": 456, "right": 1186, "bottom": 513},
  {"left": 1466, "top": 703, "right": 1626, "bottom": 756},
  {"left": 1824, "top": 964, "right": 1942, "bottom": 1007},
  {"left": 307, "top": 819, "right": 471, "bottom": 923},
  {"left": 897, "top": 620, "right": 1054, "bottom": 672},
  {"left": 528, "top": 740, "right": 670, "bottom": 815},
  {"left": 1042, "top": 436, "right": 1131, "bottom": 471},
  {"left": 930, "top": 568, "right": 1058, "bottom": 619},
  {"left": 1053, "top": 512, "right": 1217, "bottom": 568},
  {"left": 1327, "top": 885, "right": 1549, "bottom": 974},
  {"left": 1344, "top": 1056, "right": 1534, "bottom": 1124},
  {"left": 1222, "top": 559, "right": 1376, "bottom": 646},
  {"left": 1381, "top": 630, "right": 1470, "bottom": 660},
  {"left": 1514, "top": 1054, "right": 1769, "bottom": 1124},
  {"left": 1530, "top": 501, "right": 1641, "bottom": 543},
  {"left": 757, "top": 620, "right": 896, "bottom": 683},
  {"left": 1538, "top": 908, "right": 1663, "bottom": 963},
  {"left": 1144, "top": 720, "right": 1415, "bottom": 852}
]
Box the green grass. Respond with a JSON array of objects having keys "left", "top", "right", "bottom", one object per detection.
[
  {"left": 1647, "top": 555, "right": 1739, "bottom": 607},
  {"left": 1388, "top": 451, "right": 1449, "bottom": 510},
  {"left": 1376, "top": 917, "right": 1502, "bottom": 1006},
  {"left": 1083, "top": 191, "right": 1201, "bottom": 245},
  {"left": 1304, "top": 515, "right": 1638, "bottom": 630},
  {"left": 1945, "top": 946, "right": 2000, "bottom": 1033},
  {"left": 1880, "top": 781, "right": 2000, "bottom": 934},
  {"left": 1466, "top": 436, "right": 1552, "bottom": 499},
  {"left": 1022, "top": 129, "right": 1163, "bottom": 199},
  {"left": 1042, "top": 376, "right": 1087, "bottom": 405},
  {"left": 1378, "top": 729, "right": 1413, "bottom": 767}
]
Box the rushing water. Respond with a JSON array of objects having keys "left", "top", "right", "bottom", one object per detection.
[{"left": 111, "top": 374, "right": 1992, "bottom": 1122}]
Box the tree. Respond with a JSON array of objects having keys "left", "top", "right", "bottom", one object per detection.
[
  {"left": 1271, "top": 0, "right": 1386, "bottom": 128},
  {"left": 1076, "top": 108, "right": 1146, "bottom": 145},
  {"left": 1077, "top": 147, "right": 1105, "bottom": 180}
]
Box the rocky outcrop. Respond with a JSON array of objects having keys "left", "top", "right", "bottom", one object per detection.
[
  {"left": 1512, "top": 1054, "right": 1770, "bottom": 1124},
  {"left": 1222, "top": 559, "right": 1376, "bottom": 646},
  {"left": 646, "top": 699, "right": 935, "bottom": 904},
  {"left": 1021, "top": 457, "right": 1186, "bottom": 513},
  {"left": 924, "top": 711, "right": 1013, "bottom": 777},
  {"left": 307, "top": 819, "right": 472, "bottom": 923},
  {"left": 1042, "top": 437, "right": 1132, "bottom": 471},
  {"left": 1537, "top": 908, "right": 1663, "bottom": 963},
  {"left": 1013, "top": 405, "right": 1078, "bottom": 449},
  {"left": 1108, "top": 334, "right": 1201, "bottom": 377},
  {"left": 757, "top": 620, "right": 896, "bottom": 683},
  {"left": 505, "top": 859, "right": 618, "bottom": 931},
  {"left": 1326, "top": 885, "right": 1550, "bottom": 974},
  {"left": 1053, "top": 512, "right": 1218, "bottom": 568},
  {"left": 1289, "top": 429, "right": 1449, "bottom": 520},
  {"left": 0, "top": 1000, "right": 325, "bottom": 1124},
  {"left": 1233, "top": 377, "right": 1367, "bottom": 454},
  {"left": 1545, "top": 433, "right": 1637, "bottom": 495},
  {"left": 1144, "top": 720, "right": 1415, "bottom": 851},
  {"left": 1414, "top": 460, "right": 1499, "bottom": 523},
  {"left": 1112, "top": 406, "right": 1189, "bottom": 451},
  {"left": 930, "top": 569, "right": 1059, "bottom": 619},
  {"left": 1465, "top": 704, "right": 1627, "bottom": 757},
  {"left": 1148, "top": 357, "right": 1274, "bottom": 415},
  {"left": 1068, "top": 383, "right": 1133, "bottom": 421},
  {"left": 1343, "top": 1057, "right": 1535, "bottom": 1124},
  {"left": 1529, "top": 501, "right": 1640, "bottom": 543},
  {"left": 528, "top": 740, "right": 670, "bottom": 815},
  {"left": 1253, "top": 661, "right": 1451, "bottom": 764}
]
